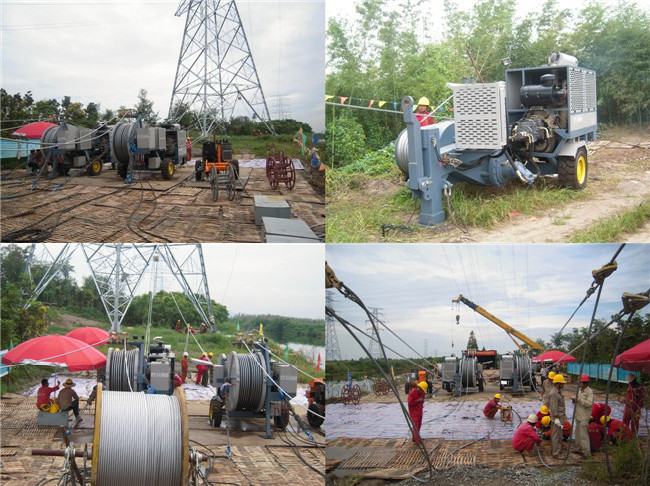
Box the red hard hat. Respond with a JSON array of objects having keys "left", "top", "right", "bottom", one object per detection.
[{"left": 580, "top": 373, "right": 590, "bottom": 382}]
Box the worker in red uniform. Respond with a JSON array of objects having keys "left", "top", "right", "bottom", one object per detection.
[
  {"left": 195, "top": 352, "right": 210, "bottom": 386},
  {"left": 623, "top": 373, "right": 643, "bottom": 435},
  {"left": 483, "top": 393, "right": 501, "bottom": 418},
  {"left": 536, "top": 405, "right": 550, "bottom": 426},
  {"left": 538, "top": 415, "right": 552, "bottom": 440},
  {"left": 513, "top": 414, "right": 541, "bottom": 452},
  {"left": 588, "top": 417, "right": 604, "bottom": 452},
  {"left": 408, "top": 381, "right": 427, "bottom": 444},
  {"left": 414, "top": 97, "right": 435, "bottom": 127},
  {"left": 591, "top": 402, "right": 611, "bottom": 423},
  {"left": 181, "top": 352, "right": 189, "bottom": 383},
  {"left": 602, "top": 415, "right": 633, "bottom": 445},
  {"left": 36, "top": 378, "right": 60, "bottom": 410},
  {"left": 186, "top": 136, "right": 192, "bottom": 162},
  {"left": 173, "top": 373, "right": 183, "bottom": 388}
]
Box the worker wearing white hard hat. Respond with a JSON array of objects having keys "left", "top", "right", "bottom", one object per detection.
[{"left": 512, "top": 414, "right": 541, "bottom": 452}]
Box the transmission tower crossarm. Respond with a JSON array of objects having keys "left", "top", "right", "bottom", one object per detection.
[
  {"left": 175, "top": 0, "right": 193, "bottom": 17},
  {"left": 24, "top": 243, "right": 76, "bottom": 309}
]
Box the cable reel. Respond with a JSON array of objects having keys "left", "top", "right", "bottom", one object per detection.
[
  {"left": 91, "top": 384, "right": 189, "bottom": 485},
  {"left": 226, "top": 350, "right": 268, "bottom": 413},
  {"left": 105, "top": 347, "right": 139, "bottom": 392}
]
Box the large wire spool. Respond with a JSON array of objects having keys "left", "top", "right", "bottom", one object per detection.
[
  {"left": 105, "top": 347, "right": 139, "bottom": 391},
  {"left": 394, "top": 128, "right": 409, "bottom": 174},
  {"left": 460, "top": 357, "right": 477, "bottom": 388},
  {"left": 40, "top": 125, "right": 60, "bottom": 155},
  {"left": 516, "top": 356, "right": 532, "bottom": 386},
  {"left": 91, "top": 384, "right": 188, "bottom": 486},
  {"left": 226, "top": 350, "right": 267, "bottom": 412},
  {"left": 112, "top": 122, "right": 138, "bottom": 165}
]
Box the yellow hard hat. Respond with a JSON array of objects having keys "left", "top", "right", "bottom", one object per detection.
[
  {"left": 541, "top": 415, "right": 551, "bottom": 426},
  {"left": 418, "top": 381, "right": 428, "bottom": 392},
  {"left": 600, "top": 415, "right": 610, "bottom": 425},
  {"left": 552, "top": 374, "right": 566, "bottom": 384},
  {"left": 548, "top": 371, "right": 556, "bottom": 379},
  {"left": 494, "top": 393, "right": 501, "bottom": 400},
  {"left": 208, "top": 352, "right": 214, "bottom": 358},
  {"left": 417, "top": 97, "right": 430, "bottom": 106},
  {"left": 40, "top": 403, "right": 51, "bottom": 412},
  {"left": 540, "top": 405, "right": 549, "bottom": 415},
  {"left": 49, "top": 401, "right": 60, "bottom": 413}
]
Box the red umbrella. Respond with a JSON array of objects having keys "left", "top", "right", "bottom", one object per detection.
[
  {"left": 11, "top": 121, "right": 56, "bottom": 139},
  {"left": 66, "top": 327, "right": 109, "bottom": 347},
  {"left": 1, "top": 335, "right": 106, "bottom": 371},
  {"left": 532, "top": 350, "right": 577, "bottom": 364},
  {"left": 614, "top": 339, "right": 650, "bottom": 373}
]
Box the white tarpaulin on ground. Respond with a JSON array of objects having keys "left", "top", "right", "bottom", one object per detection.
[
  {"left": 187, "top": 158, "right": 304, "bottom": 170},
  {"left": 324, "top": 400, "right": 639, "bottom": 440},
  {"left": 26, "top": 377, "right": 308, "bottom": 406}
]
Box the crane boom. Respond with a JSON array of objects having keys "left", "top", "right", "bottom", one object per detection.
[{"left": 452, "top": 294, "right": 545, "bottom": 354}]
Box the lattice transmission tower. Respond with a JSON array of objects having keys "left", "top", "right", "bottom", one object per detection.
[
  {"left": 366, "top": 307, "right": 383, "bottom": 360},
  {"left": 169, "top": 0, "right": 275, "bottom": 136},
  {"left": 325, "top": 290, "right": 342, "bottom": 361}
]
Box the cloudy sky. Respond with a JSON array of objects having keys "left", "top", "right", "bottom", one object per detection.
[
  {"left": 1, "top": 0, "right": 325, "bottom": 131},
  {"left": 326, "top": 244, "right": 649, "bottom": 360},
  {"left": 19, "top": 243, "right": 325, "bottom": 320}
]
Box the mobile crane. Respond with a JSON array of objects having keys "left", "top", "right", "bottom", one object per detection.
[
  {"left": 452, "top": 294, "right": 543, "bottom": 394},
  {"left": 452, "top": 294, "right": 545, "bottom": 356}
]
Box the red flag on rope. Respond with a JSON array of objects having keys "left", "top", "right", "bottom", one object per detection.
[{"left": 316, "top": 352, "right": 321, "bottom": 371}]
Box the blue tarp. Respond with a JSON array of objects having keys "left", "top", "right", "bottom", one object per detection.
[
  {"left": 0, "top": 139, "right": 41, "bottom": 159},
  {"left": 567, "top": 362, "right": 638, "bottom": 383}
]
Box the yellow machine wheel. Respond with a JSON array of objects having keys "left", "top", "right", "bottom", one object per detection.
[{"left": 558, "top": 147, "right": 588, "bottom": 190}]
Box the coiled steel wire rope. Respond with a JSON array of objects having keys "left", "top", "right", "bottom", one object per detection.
[
  {"left": 95, "top": 391, "right": 182, "bottom": 486},
  {"left": 106, "top": 348, "right": 139, "bottom": 392}
]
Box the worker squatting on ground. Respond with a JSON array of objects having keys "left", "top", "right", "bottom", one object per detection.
[
  {"left": 571, "top": 374, "right": 594, "bottom": 458},
  {"left": 536, "top": 405, "right": 550, "bottom": 425},
  {"left": 540, "top": 371, "right": 555, "bottom": 407},
  {"left": 58, "top": 379, "right": 81, "bottom": 420},
  {"left": 623, "top": 373, "right": 643, "bottom": 435},
  {"left": 548, "top": 373, "right": 567, "bottom": 458},
  {"left": 181, "top": 352, "right": 189, "bottom": 383},
  {"left": 512, "top": 414, "right": 541, "bottom": 452},
  {"left": 483, "top": 393, "right": 501, "bottom": 418},
  {"left": 591, "top": 402, "right": 611, "bottom": 423},
  {"left": 537, "top": 415, "right": 552, "bottom": 440},
  {"left": 36, "top": 378, "right": 60, "bottom": 410},
  {"left": 414, "top": 97, "right": 436, "bottom": 127},
  {"left": 601, "top": 415, "right": 633, "bottom": 445},
  {"left": 196, "top": 352, "right": 210, "bottom": 386},
  {"left": 588, "top": 417, "right": 605, "bottom": 452},
  {"left": 408, "top": 381, "right": 427, "bottom": 444}
]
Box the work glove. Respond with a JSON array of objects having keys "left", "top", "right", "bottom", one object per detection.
[{"left": 554, "top": 418, "right": 561, "bottom": 427}]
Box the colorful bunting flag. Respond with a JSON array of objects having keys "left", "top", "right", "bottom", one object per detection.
[
  {"left": 285, "top": 344, "right": 289, "bottom": 360},
  {"left": 316, "top": 352, "right": 321, "bottom": 371},
  {"left": 368, "top": 100, "right": 375, "bottom": 108},
  {"left": 378, "top": 101, "right": 386, "bottom": 108},
  {"left": 340, "top": 97, "right": 348, "bottom": 104},
  {"left": 325, "top": 95, "right": 334, "bottom": 101}
]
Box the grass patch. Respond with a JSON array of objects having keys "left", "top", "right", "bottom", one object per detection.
[
  {"left": 0, "top": 157, "right": 25, "bottom": 170},
  {"left": 448, "top": 179, "right": 590, "bottom": 228},
  {"left": 580, "top": 438, "right": 649, "bottom": 484},
  {"left": 327, "top": 164, "right": 591, "bottom": 241},
  {"left": 569, "top": 197, "right": 650, "bottom": 242}
]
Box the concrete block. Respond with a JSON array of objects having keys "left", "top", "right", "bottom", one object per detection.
[
  {"left": 254, "top": 195, "right": 291, "bottom": 225},
  {"left": 261, "top": 217, "right": 319, "bottom": 243},
  {"left": 37, "top": 410, "right": 69, "bottom": 426}
]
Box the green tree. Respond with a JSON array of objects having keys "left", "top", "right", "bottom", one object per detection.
[
  {"left": 326, "top": 114, "right": 366, "bottom": 167},
  {"left": 134, "top": 89, "right": 159, "bottom": 125},
  {"left": 467, "top": 330, "right": 478, "bottom": 350}
]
